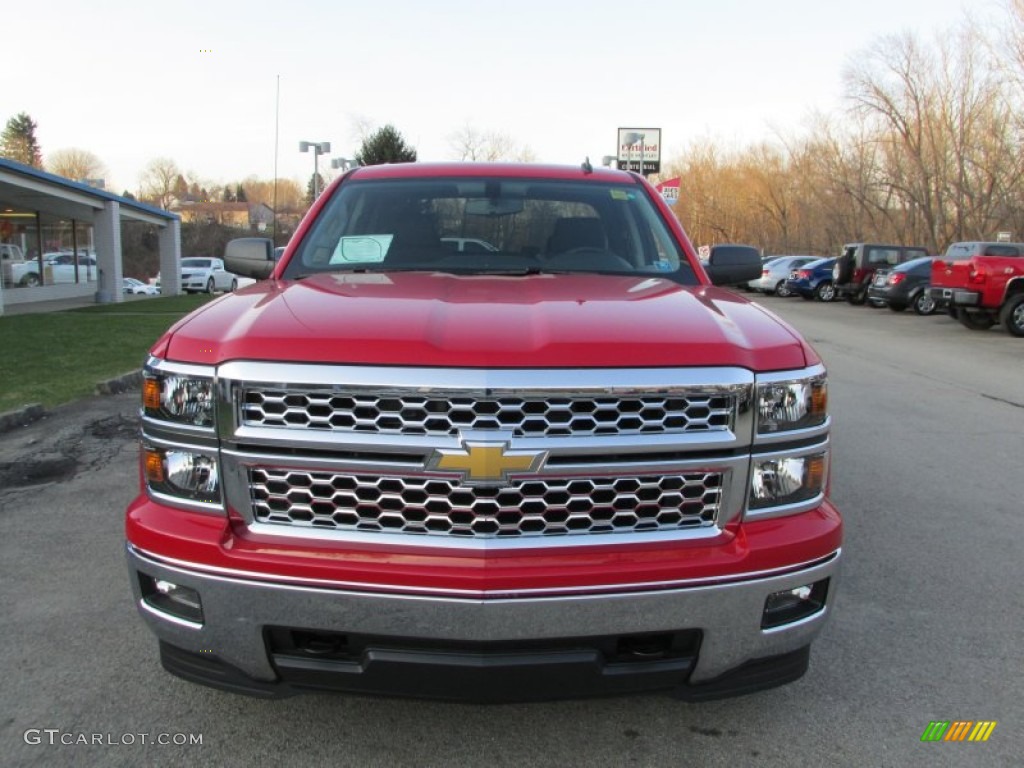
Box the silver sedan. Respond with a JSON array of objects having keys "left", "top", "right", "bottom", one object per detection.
[{"left": 748, "top": 256, "right": 819, "bottom": 296}]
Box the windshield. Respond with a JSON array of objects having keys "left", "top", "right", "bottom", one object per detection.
[
  {"left": 183, "top": 259, "right": 212, "bottom": 268},
  {"left": 284, "top": 177, "right": 696, "bottom": 282}
]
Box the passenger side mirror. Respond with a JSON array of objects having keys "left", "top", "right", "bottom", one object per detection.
[
  {"left": 704, "top": 244, "right": 762, "bottom": 286},
  {"left": 225, "top": 238, "right": 276, "bottom": 279}
]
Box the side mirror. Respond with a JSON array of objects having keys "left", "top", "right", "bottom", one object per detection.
[
  {"left": 704, "top": 244, "right": 762, "bottom": 286},
  {"left": 225, "top": 238, "right": 275, "bottom": 279}
]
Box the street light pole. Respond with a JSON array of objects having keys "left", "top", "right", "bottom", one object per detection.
[
  {"left": 299, "top": 141, "right": 331, "bottom": 200},
  {"left": 621, "top": 132, "right": 645, "bottom": 175},
  {"left": 330, "top": 157, "right": 358, "bottom": 173}
]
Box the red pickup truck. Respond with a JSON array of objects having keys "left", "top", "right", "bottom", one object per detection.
[
  {"left": 126, "top": 162, "right": 842, "bottom": 702},
  {"left": 930, "top": 241, "right": 1024, "bottom": 335}
]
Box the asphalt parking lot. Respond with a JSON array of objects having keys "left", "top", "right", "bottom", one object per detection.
[{"left": 1, "top": 292, "right": 1021, "bottom": 768}]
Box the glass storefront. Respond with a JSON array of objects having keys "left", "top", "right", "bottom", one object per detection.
[{"left": 0, "top": 202, "right": 96, "bottom": 289}]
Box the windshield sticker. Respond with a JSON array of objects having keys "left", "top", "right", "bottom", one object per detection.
[
  {"left": 653, "top": 259, "right": 673, "bottom": 271},
  {"left": 330, "top": 235, "right": 391, "bottom": 264},
  {"left": 609, "top": 189, "right": 630, "bottom": 201}
]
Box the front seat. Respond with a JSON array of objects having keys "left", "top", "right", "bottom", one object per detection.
[{"left": 383, "top": 208, "right": 441, "bottom": 265}]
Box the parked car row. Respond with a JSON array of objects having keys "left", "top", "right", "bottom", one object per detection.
[
  {"left": 3, "top": 249, "right": 246, "bottom": 295},
  {"left": 736, "top": 240, "right": 1024, "bottom": 336},
  {"left": 1, "top": 249, "right": 98, "bottom": 287}
]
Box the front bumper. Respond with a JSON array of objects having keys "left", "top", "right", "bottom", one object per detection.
[{"left": 127, "top": 543, "right": 840, "bottom": 701}]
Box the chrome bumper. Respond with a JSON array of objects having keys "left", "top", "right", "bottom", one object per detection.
[{"left": 128, "top": 543, "right": 840, "bottom": 688}]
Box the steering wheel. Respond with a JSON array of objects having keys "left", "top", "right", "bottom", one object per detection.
[{"left": 550, "top": 248, "right": 633, "bottom": 270}]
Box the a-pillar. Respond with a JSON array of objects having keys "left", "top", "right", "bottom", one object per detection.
[
  {"left": 93, "top": 200, "right": 124, "bottom": 303},
  {"left": 158, "top": 218, "right": 181, "bottom": 296}
]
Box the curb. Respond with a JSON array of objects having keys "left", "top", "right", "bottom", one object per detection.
[
  {"left": 0, "top": 369, "right": 142, "bottom": 435},
  {"left": 0, "top": 403, "right": 45, "bottom": 434},
  {"left": 95, "top": 369, "right": 144, "bottom": 396}
]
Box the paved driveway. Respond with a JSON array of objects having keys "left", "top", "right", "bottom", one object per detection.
[{"left": 1, "top": 296, "right": 1021, "bottom": 767}]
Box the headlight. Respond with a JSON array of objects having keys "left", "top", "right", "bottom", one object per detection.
[
  {"left": 756, "top": 375, "right": 827, "bottom": 434},
  {"left": 145, "top": 447, "right": 221, "bottom": 503},
  {"left": 144, "top": 371, "right": 215, "bottom": 427},
  {"left": 749, "top": 453, "right": 826, "bottom": 510}
]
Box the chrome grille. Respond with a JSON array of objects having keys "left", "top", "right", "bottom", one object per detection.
[
  {"left": 250, "top": 469, "right": 722, "bottom": 538},
  {"left": 240, "top": 390, "right": 733, "bottom": 437}
]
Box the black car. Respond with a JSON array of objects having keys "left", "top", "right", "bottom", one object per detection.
[{"left": 866, "top": 256, "right": 938, "bottom": 315}]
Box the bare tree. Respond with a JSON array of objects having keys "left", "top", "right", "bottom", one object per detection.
[
  {"left": 139, "top": 157, "right": 182, "bottom": 209},
  {"left": 844, "top": 22, "right": 1024, "bottom": 250},
  {"left": 46, "top": 148, "right": 106, "bottom": 183},
  {"left": 448, "top": 122, "right": 527, "bottom": 161}
]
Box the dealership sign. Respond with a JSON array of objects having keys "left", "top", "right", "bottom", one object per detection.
[
  {"left": 655, "top": 177, "right": 680, "bottom": 203},
  {"left": 617, "top": 127, "right": 661, "bottom": 175}
]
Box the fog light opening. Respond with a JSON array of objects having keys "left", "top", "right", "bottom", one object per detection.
[
  {"left": 761, "top": 578, "right": 829, "bottom": 629},
  {"left": 139, "top": 573, "right": 204, "bottom": 624}
]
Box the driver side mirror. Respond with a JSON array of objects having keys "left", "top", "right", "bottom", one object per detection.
[{"left": 225, "top": 238, "right": 276, "bottom": 279}]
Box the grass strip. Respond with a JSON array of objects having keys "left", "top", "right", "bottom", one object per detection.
[{"left": 0, "top": 295, "right": 215, "bottom": 412}]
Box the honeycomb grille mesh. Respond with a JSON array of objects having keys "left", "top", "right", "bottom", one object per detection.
[
  {"left": 250, "top": 469, "right": 722, "bottom": 538},
  {"left": 240, "top": 390, "right": 733, "bottom": 437}
]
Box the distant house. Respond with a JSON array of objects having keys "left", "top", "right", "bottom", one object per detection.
[
  {"left": 248, "top": 202, "right": 274, "bottom": 231},
  {"left": 176, "top": 201, "right": 249, "bottom": 227},
  {"left": 175, "top": 201, "right": 278, "bottom": 230}
]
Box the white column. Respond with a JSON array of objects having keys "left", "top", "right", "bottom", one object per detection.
[
  {"left": 158, "top": 218, "right": 181, "bottom": 296},
  {"left": 93, "top": 200, "right": 123, "bottom": 303}
]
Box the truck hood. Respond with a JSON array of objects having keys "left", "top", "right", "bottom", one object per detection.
[{"left": 161, "top": 272, "right": 811, "bottom": 370}]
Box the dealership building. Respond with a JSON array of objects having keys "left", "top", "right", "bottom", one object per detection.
[{"left": 0, "top": 157, "right": 181, "bottom": 315}]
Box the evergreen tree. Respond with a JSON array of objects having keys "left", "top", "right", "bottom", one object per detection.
[
  {"left": 235, "top": 183, "right": 247, "bottom": 202},
  {"left": 306, "top": 172, "right": 326, "bottom": 205},
  {"left": 1, "top": 112, "right": 43, "bottom": 167},
  {"left": 355, "top": 124, "right": 417, "bottom": 166},
  {"left": 173, "top": 174, "right": 190, "bottom": 202}
]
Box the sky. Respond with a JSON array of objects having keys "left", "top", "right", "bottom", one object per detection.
[{"left": 3, "top": 0, "right": 1000, "bottom": 196}]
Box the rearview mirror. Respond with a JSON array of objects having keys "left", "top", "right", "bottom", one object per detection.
[
  {"left": 704, "top": 244, "right": 762, "bottom": 286},
  {"left": 225, "top": 238, "right": 276, "bottom": 279},
  {"left": 465, "top": 198, "right": 524, "bottom": 216}
]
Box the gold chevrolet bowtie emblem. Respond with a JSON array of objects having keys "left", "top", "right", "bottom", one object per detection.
[{"left": 430, "top": 441, "right": 546, "bottom": 485}]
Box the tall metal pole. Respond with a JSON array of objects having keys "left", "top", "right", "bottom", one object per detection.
[
  {"left": 272, "top": 74, "right": 280, "bottom": 243},
  {"left": 313, "top": 147, "right": 320, "bottom": 201}
]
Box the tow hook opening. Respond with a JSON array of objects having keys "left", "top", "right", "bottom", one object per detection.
[{"left": 613, "top": 632, "right": 700, "bottom": 663}]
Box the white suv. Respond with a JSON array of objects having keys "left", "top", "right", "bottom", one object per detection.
[{"left": 181, "top": 257, "right": 237, "bottom": 294}]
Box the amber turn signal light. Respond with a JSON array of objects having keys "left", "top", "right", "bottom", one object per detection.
[
  {"left": 810, "top": 383, "right": 828, "bottom": 418},
  {"left": 143, "top": 378, "right": 162, "bottom": 410},
  {"left": 145, "top": 449, "right": 165, "bottom": 483}
]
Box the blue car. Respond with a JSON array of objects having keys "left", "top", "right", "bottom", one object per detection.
[{"left": 786, "top": 257, "right": 837, "bottom": 301}]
